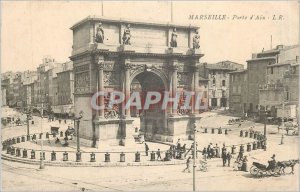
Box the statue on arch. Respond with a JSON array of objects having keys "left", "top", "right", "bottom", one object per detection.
[
  {"left": 170, "top": 28, "right": 178, "bottom": 48},
  {"left": 122, "top": 24, "right": 131, "bottom": 45},
  {"left": 95, "top": 22, "right": 104, "bottom": 43},
  {"left": 193, "top": 30, "right": 200, "bottom": 49}
]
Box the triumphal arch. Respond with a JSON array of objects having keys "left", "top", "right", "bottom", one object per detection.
[{"left": 70, "top": 16, "right": 205, "bottom": 147}]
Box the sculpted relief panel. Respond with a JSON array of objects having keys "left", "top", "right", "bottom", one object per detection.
[
  {"left": 177, "top": 72, "right": 192, "bottom": 86},
  {"left": 75, "top": 71, "right": 90, "bottom": 94},
  {"left": 103, "top": 71, "right": 120, "bottom": 86}
]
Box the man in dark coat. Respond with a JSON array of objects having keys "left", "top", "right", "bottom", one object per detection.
[
  {"left": 222, "top": 148, "right": 227, "bottom": 166},
  {"left": 145, "top": 143, "right": 149, "bottom": 156}
]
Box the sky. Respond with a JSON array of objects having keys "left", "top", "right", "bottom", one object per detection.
[{"left": 1, "top": 1, "right": 299, "bottom": 73}]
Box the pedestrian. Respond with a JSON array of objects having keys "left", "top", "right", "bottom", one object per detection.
[
  {"left": 215, "top": 144, "right": 220, "bottom": 158},
  {"left": 222, "top": 150, "right": 227, "bottom": 166},
  {"left": 182, "top": 156, "right": 191, "bottom": 173},
  {"left": 145, "top": 143, "right": 149, "bottom": 156},
  {"left": 207, "top": 144, "right": 211, "bottom": 159},
  {"left": 237, "top": 151, "right": 243, "bottom": 162},
  {"left": 202, "top": 147, "right": 207, "bottom": 161},
  {"left": 156, "top": 149, "right": 161, "bottom": 160},
  {"left": 182, "top": 144, "right": 186, "bottom": 153},
  {"left": 177, "top": 141, "right": 181, "bottom": 151},
  {"left": 227, "top": 152, "right": 232, "bottom": 167},
  {"left": 211, "top": 147, "right": 215, "bottom": 158}
]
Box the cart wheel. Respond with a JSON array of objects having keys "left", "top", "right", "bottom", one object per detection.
[
  {"left": 274, "top": 167, "right": 282, "bottom": 176},
  {"left": 250, "top": 166, "right": 259, "bottom": 176},
  {"left": 284, "top": 167, "right": 294, "bottom": 174},
  {"left": 257, "top": 171, "right": 263, "bottom": 178}
]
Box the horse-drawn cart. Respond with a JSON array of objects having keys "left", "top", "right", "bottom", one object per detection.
[{"left": 250, "top": 162, "right": 281, "bottom": 177}]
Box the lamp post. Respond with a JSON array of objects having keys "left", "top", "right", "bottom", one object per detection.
[
  {"left": 281, "top": 100, "right": 285, "bottom": 145},
  {"left": 39, "top": 94, "right": 47, "bottom": 170},
  {"left": 26, "top": 108, "right": 31, "bottom": 136},
  {"left": 68, "top": 106, "right": 83, "bottom": 161}
]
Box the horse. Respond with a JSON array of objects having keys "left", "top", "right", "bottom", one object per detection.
[{"left": 277, "top": 159, "right": 299, "bottom": 174}]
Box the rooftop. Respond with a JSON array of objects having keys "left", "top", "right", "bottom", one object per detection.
[
  {"left": 205, "top": 60, "right": 244, "bottom": 70},
  {"left": 70, "top": 15, "right": 199, "bottom": 30}
]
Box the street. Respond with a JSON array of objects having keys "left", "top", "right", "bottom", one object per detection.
[{"left": 2, "top": 111, "right": 299, "bottom": 191}]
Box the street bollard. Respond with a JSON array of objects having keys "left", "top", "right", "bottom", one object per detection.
[
  {"left": 27, "top": 135, "right": 30, "bottom": 141},
  {"left": 76, "top": 151, "right": 81, "bottom": 162},
  {"left": 218, "top": 128, "right": 222, "bottom": 134},
  {"left": 63, "top": 152, "right": 68, "bottom": 161},
  {"left": 64, "top": 119, "right": 67, "bottom": 124},
  {"left": 204, "top": 128, "right": 207, "bottom": 133},
  {"left": 135, "top": 152, "right": 140, "bottom": 162},
  {"left": 240, "top": 130, "right": 243, "bottom": 137},
  {"left": 252, "top": 142, "right": 257, "bottom": 150},
  {"left": 21, "top": 136, "right": 25, "bottom": 142},
  {"left": 211, "top": 128, "right": 215, "bottom": 134},
  {"left": 46, "top": 132, "right": 49, "bottom": 139},
  {"left": 2, "top": 142, "right": 7, "bottom": 151},
  {"left": 32, "top": 120, "right": 34, "bottom": 124},
  {"left": 39, "top": 133, "right": 42, "bottom": 139},
  {"left": 59, "top": 119, "right": 61, "bottom": 124},
  {"left": 32, "top": 134, "right": 36, "bottom": 140},
  {"left": 16, "top": 148, "right": 21, "bottom": 157},
  {"left": 150, "top": 151, "right": 155, "bottom": 161},
  {"left": 257, "top": 141, "right": 261, "bottom": 149},
  {"left": 165, "top": 151, "right": 171, "bottom": 161},
  {"left": 22, "top": 149, "right": 28, "bottom": 158},
  {"left": 12, "top": 138, "right": 16, "bottom": 144},
  {"left": 60, "top": 131, "right": 63, "bottom": 137},
  {"left": 247, "top": 143, "right": 251, "bottom": 152},
  {"left": 90, "top": 152, "right": 96, "bottom": 162},
  {"left": 10, "top": 147, "right": 15, "bottom": 155},
  {"left": 239, "top": 145, "right": 244, "bottom": 153},
  {"left": 254, "top": 133, "right": 257, "bottom": 139},
  {"left": 250, "top": 132, "right": 253, "bottom": 138},
  {"left": 120, "top": 152, "right": 125, "bottom": 162},
  {"left": 105, "top": 152, "right": 110, "bottom": 162},
  {"left": 31, "top": 150, "right": 35, "bottom": 159},
  {"left": 40, "top": 152, "right": 45, "bottom": 160},
  {"left": 17, "top": 137, "right": 20, "bottom": 143},
  {"left": 241, "top": 161, "right": 248, "bottom": 172},
  {"left": 245, "top": 131, "right": 248, "bottom": 137},
  {"left": 225, "top": 129, "right": 228, "bottom": 135},
  {"left": 231, "top": 145, "right": 236, "bottom": 154},
  {"left": 6, "top": 146, "right": 11, "bottom": 154}
]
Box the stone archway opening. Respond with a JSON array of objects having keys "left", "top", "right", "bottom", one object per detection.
[{"left": 130, "top": 71, "right": 167, "bottom": 140}]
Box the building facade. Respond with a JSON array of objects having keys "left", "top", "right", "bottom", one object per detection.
[
  {"left": 229, "top": 69, "right": 248, "bottom": 114},
  {"left": 259, "top": 45, "right": 299, "bottom": 119},
  {"left": 229, "top": 44, "right": 299, "bottom": 119},
  {"left": 200, "top": 61, "right": 244, "bottom": 108}
]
